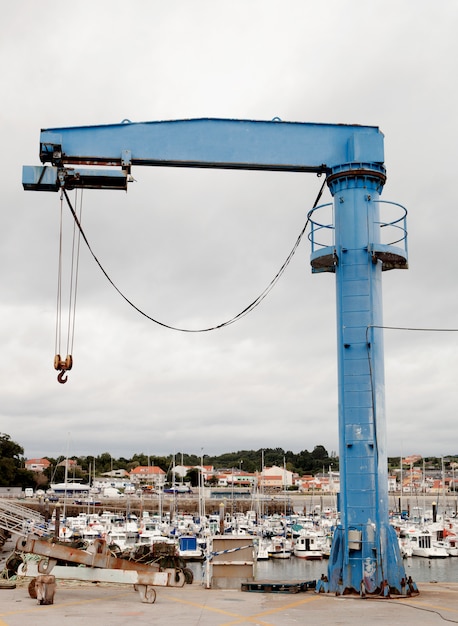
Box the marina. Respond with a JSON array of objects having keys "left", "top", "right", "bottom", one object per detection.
[
  {"left": 0, "top": 493, "right": 457, "bottom": 625},
  {"left": 2, "top": 494, "right": 458, "bottom": 586},
  {"left": 1, "top": 526, "right": 458, "bottom": 626}
]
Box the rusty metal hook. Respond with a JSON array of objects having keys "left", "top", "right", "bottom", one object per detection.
[{"left": 57, "top": 370, "right": 68, "bottom": 384}]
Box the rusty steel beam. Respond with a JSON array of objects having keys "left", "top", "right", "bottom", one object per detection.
[{"left": 16, "top": 536, "right": 160, "bottom": 573}]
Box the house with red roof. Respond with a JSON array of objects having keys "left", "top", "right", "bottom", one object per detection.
[
  {"left": 129, "top": 465, "right": 166, "bottom": 487},
  {"left": 25, "top": 458, "right": 51, "bottom": 473},
  {"left": 173, "top": 464, "right": 214, "bottom": 480}
]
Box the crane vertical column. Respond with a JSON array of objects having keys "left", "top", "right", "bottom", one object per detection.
[{"left": 322, "top": 163, "right": 407, "bottom": 595}]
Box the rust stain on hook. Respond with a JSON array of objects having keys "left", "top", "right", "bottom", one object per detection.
[
  {"left": 57, "top": 370, "right": 68, "bottom": 384},
  {"left": 54, "top": 354, "right": 72, "bottom": 383}
]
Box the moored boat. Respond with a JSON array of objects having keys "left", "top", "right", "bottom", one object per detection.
[
  {"left": 254, "top": 537, "right": 270, "bottom": 561},
  {"left": 178, "top": 536, "right": 204, "bottom": 561},
  {"left": 267, "top": 536, "right": 292, "bottom": 559},
  {"left": 406, "top": 528, "right": 448, "bottom": 558},
  {"left": 293, "top": 531, "right": 323, "bottom": 560}
]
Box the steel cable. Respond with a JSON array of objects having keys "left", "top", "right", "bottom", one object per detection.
[{"left": 61, "top": 178, "right": 325, "bottom": 332}]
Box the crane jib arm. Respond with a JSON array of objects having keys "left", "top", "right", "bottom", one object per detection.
[{"left": 23, "top": 118, "right": 384, "bottom": 192}]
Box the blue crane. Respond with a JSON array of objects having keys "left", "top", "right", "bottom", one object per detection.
[{"left": 23, "top": 117, "right": 414, "bottom": 596}]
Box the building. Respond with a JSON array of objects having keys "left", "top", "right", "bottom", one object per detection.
[
  {"left": 57, "top": 459, "right": 82, "bottom": 472},
  {"left": 101, "top": 469, "right": 130, "bottom": 479},
  {"left": 257, "top": 465, "right": 295, "bottom": 490},
  {"left": 173, "top": 464, "right": 214, "bottom": 480},
  {"left": 216, "top": 470, "right": 256, "bottom": 487},
  {"left": 25, "top": 458, "right": 51, "bottom": 473},
  {"left": 129, "top": 466, "right": 166, "bottom": 487},
  {"left": 388, "top": 475, "right": 397, "bottom": 492}
]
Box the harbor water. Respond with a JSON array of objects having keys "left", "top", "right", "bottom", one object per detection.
[{"left": 190, "top": 555, "right": 458, "bottom": 585}]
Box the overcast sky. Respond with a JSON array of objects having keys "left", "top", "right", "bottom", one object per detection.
[{"left": 1, "top": 1, "right": 457, "bottom": 462}]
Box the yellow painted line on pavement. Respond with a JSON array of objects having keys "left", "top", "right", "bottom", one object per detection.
[
  {"left": 168, "top": 595, "right": 251, "bottom": 621},
  {"left": 168, "top": 592, "right": 321, "bottom": 626},
  {"left": 219, "top": 594, "right": 321, "bottom": 626},
  {"left": 0, "top": 590, "right": 132, "bottom": 622}
]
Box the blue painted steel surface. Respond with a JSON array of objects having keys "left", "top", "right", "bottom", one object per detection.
[
  {"left": 35, "top": 118, "right": 384, "bottom": 173},
  {"left": 22, "top": 117, "right": 411, "bottom": 595},
  {"left": 308, "top": 200, "right": 408, "bottom": 274},
  {"left": 22, "top": 165, "right": 128, "bottom": 191},
  {"left": 324, "top": 163, "right": 407, "bottom": 594}
]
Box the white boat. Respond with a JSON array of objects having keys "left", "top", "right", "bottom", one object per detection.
[
  {"left": 443, "top": 537, "right": 458, "bottom": 557},
  {"left": 428, "top": 522, "right": 458, "bottom": 557},
  {"left": 136, "top": 526, "right": 166, "bottom": 546},
  {"left": 267, "top": 536, "right": 292, "bottom": 559},
  {"left": 255, "top": 537, "right": 270, "bottom": 561},
  {"left": 320, "top": 533, "right": 333, "bottom": 559},
  {"left": 177, "top": 536, "right": 204, "bottom": 561},
  {"left": 106, "top": 515, "right": 139, "bottom": 544},
  {"left": 104, "top": 528, "right": 139, "bottom": 551},
  {"left": 441, "top": 524, "right": 458, "bottom": 557},
  {"left": 293, "top": 531, "right": 323, "bottom": 560},
  {"left": 406, "top": 528, "right": 448, "bottom": 558},
  {"left": 398, "top": 533, "right": 414, "bottom": 558},
  {"left": 50, "top": 482, "right": 91, "bottom": 496}
]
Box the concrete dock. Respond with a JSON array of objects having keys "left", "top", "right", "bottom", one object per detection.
[{"left": 0, "top": 579, "right": 457, "bottom": 625}]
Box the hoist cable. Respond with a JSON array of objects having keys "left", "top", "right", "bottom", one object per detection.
[
  {"left": 71, "top": 190, "right": 83, "bottom": 353},
  {"left": 66, "top": 189, "right": 83, "bottom": 355},
  {"left": 66, "top": 189, "right": 77, "bottom": 354},
  {"left": 55, "top": 194, "right": 64, "bottom": 355},
  {"left": 62, "top": 177, "right": 325, "bottom": 332}
]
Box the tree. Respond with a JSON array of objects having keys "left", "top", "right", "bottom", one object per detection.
[
  {"left": 311, "top": 445, "right": 328, "bottom": 460},
  {"left": 0, "top": 433, "right": 34, "bottom": 488},
  {"left": 0, "top": 433, "right": 23, "bottom": 458},
  {"left": 96, "top": 452, "right": 114, "bottom": 473},
  {"left": 186, "top": 468, "right": 201, "bottom": 488}
]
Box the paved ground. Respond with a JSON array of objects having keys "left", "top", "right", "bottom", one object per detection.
[
  {"left": 0, "top": 579, "right": 457, "bottom": 626},
  {"left": 1, "top": 535, "right": 458, "bottom": 625}
]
